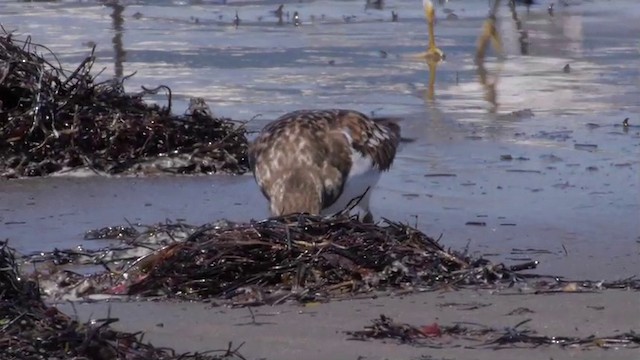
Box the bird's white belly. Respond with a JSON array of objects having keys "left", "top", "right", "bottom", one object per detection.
[{"left": 321, "top": 151, "right": 381, "bottom": 216}]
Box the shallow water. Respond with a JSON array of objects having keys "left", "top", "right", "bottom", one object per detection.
[{"left": 1, "top": 0, "right": 639, "bottom": 278}]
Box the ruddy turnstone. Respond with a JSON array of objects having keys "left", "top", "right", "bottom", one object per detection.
[{"left": 248, "top": 109, "right": 401, "bottom": 223}]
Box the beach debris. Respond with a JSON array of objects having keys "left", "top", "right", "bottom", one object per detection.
[
  {"left": 574, "top": 143, "right": 598, "bottom": 151},
  {"left": 0, "top": 241, "right": 247, "bottom": 360},
  {"left": 84, "top": 224, "right": 140, "bottom": 240},
  {"left": 17, "top": 207, "right": 640, "bottom": 305},
  {"left": 507, "top": 307, "right": 535, "bottom": 315},
  {"left": 424, "top": 173, "right": 456, "bottom": 177},
  {"left": 365, "top": 0, "right": 384, "bottom": 11},
  {"left": 23, "top": 215, "right": 640, "bottom": 305},
  {"left": 22, "top": 215, "right": 545, "bottom": 305},
  {"left": 343, "top": 15, "right": 357, "bottom": 23},
  {"left": 500, "top": 154, "right": 529, "bottom": 161},
  {"left": 510, "top": 108, "right": 534, "bottom": 118},
  {"left": 506, "top": 169, "right": 541, "bottom": 174},
  {"left": 346, "top": 314, "right": 640, "bottom": 349},
  {"left": 534, "top": 130, "right": 573, "bottom": 141},
  {"left": 0, "top": 28, "right": 249, "bottom": 178}
]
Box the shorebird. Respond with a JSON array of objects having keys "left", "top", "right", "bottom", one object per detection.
[{"left": 248, "top": 109, "right": 401, "bottom": 223}]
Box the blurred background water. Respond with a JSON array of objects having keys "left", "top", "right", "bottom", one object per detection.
[{"left": 3, "top": 0, "right": 638, "bottom": 120}]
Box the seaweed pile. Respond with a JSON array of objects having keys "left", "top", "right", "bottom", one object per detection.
[
  {"left": 26, "top": 215, "right": 543, "bottom": 305},
  {"left": 0, "top": 28, "right": 249, "bottom": 177},
  {"left": 0, "top": 241, "right": 247, "bottom": 360},
  {"left": 345, "top": 314, "right": 640, "bottom": 349}
]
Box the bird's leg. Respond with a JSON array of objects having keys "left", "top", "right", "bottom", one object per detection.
[
  {"left": 423, "top": 0, "right": 445, "bottom": 61},
  {"left": 475, "top": 16, "right": 503, "bottom": 63},
  {"left": 475, "top": 0, "right": 503, "bottom": 64}
]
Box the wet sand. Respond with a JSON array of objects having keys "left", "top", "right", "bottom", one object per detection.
[
  {"left": 55, "top": 289, "right": 639, "bottom": 360},
  {"left": 2, "top": 111, "right": 638, "bottom": 279},
  {"left": 1, "top": 0, "right": 639, "bottom": 358}
]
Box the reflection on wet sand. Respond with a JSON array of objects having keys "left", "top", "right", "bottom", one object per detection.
[
  {"left": 475, "top": 0, "right": 505, "bottom": 113},
  {"left": 507, "top": 0, "right": 529, "bottom": 55},
  {"left": 491, "top": 2, "right": 606, "bottom": 116},
  {"left": 425, "top": 58, "right": 439, "bottom": 102},
  {"left": 4, "top": 0, "right": 635, "bottom": 124},
  {"left": 431, "top": 0, "right": 603, "bottom": 117},
  {"left": 508, "top": 5, "right": 585, "bottom": 58},
  {"left": 416, "top": 0, "right": 504, "bottom": 109},
  {"left": 419, "top": 0, "right": 444, "bottom": 103},
  {"left": 107, "top": 2, "right": 126, "bottom": 81}
]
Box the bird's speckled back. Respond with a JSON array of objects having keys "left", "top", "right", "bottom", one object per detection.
[{"left": 248, "top": 109, "right": 400, "bottom": 216}]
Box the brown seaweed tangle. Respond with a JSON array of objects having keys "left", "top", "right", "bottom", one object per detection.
[
  {"left": 26, "top": 216, "right": 640, "bottom": 305},
  {"left": 0, "top": 27, "right": 249, "bottom": 177},
  {"left": 345, "top": 314, "right": 640, "bottom": 350},
  {"left": 89, "top": 215, "right": 530, "bottom": 304},
  {"left": 0, "top": 240, "right": 248, "bottom": 360}
]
